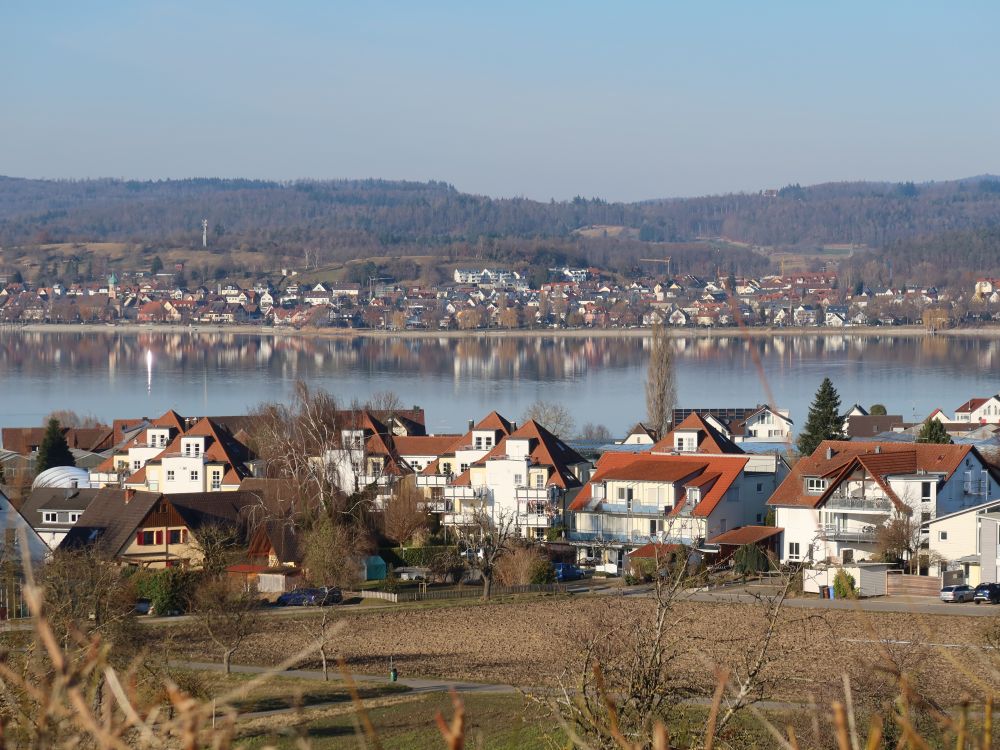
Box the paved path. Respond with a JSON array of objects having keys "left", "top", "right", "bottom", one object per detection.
[{"left": 172, "top": 660, "right": 517, "bottom": 695}]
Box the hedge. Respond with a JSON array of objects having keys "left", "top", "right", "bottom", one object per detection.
[{"left": 378, "top": 545, "right": 457, "bottom": 568}]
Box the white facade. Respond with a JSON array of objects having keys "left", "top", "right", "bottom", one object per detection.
[
  {"left": 736, "top": 408, "right": 793, "bottom": 443},
  {"left": 776, "top": 454, "right": 998, "bottom": 565}
]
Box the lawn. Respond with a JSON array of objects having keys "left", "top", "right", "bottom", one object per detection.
[{"left": 231, "top": 690, "right": 562, "bottom": 749}]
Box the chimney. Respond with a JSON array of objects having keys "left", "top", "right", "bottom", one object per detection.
[
  {"left": 124, "top": 489, "right": 135, "bottom": 504},
  {"left": 875, "top": 445, "right": 881, "bottom": 454},
  {"left": 468, "top": 419, "right": 474, "bottom": 431},
  {"left": 825, "top": 447, "right": 833, "bottom": 460}
]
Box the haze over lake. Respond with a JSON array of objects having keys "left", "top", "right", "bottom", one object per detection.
[{"left": 2, "top": 330, "right": 999, "bottom": 437}]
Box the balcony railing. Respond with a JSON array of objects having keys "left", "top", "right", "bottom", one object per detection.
[
  {"left": 416, "top": 474, "right": 450, "bottom": 487},
  {"left": 443, "top": 485, "right": 489, "bottom": 500},
  {"left": 516, "top": 513, "right": 553, "bottom": 528},
  {"left": 823, "top": 494, "right": 893, "bottom": 512},
  {"left": 515, "top": 487, "right": 551, "bottom": 502},
  {"left": 821, "top": 524, "right": 879, "bottom": 542}
]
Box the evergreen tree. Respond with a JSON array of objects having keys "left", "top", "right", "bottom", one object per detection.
[
  {"left": 150, "top": 255, "right": 164, "bottom": 274},
  {"left": 35, "top": 418, "right": 75, "bottom": 475},
  {"left": 917, "top": 419, "right": 952, "bottom": 444},
  {"left": 796, "top": 377, "right": 846, "bottom": 456}
]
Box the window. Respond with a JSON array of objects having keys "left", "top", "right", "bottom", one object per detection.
[
  {"left": 535, "top": 474, "right": 544, "bottom": 488},
  {"left": 42, "top": 512, "right": 57, "bottom": 523},
  {"left": 133, "top": 460, "right": 141, "bottom": 470},
  {"left": 938, "top": 531, "right": 948, "bottom": 541},
  {"left": 168, "top": 529, "right": 188, "bottom": 544},
  {"left": 69, "top": 513, "right": 80, "bottom": 523},
  {"left": 920, "top": 511, "right": 930, "bottom": 524},
  {"left": 190, "top": 470, "right": 199, "bottom": 481},
  {"left": 166, "top": 470, "right": 175, "bottom": 481},
  {"left": 211, "top": 470, "right": 221, "bottom": 490},
  {"left": 719, "top": 519, "right": 727, "bottom": 532},
  {"left": 514, "top": 474, "right": 523, "bottom": 486},
  {"left": 485, "top": 437, "right": 493, "bottom": 448},
  {"left": 756, "top": 513, "right": 763, "bottom": 523},
  {"left": 617, "top": 487, "right": 626, "bottom": 500},
  {"left": 806, "top": 478, "right": 827, "bottom": 494},
  {"left": 184, "top": 444, "right": 191, "bottom": 457},
  {"left": 475, "top": 437, "right": 483, "bottom": 450},
  {"left": 921, "top": 481, "right": 932, "bottom": 502},
  {"left": 193, "top": 443, "right": 201, "bottom": 457},
  {"left": 460, "top": 463, "right": 469, "bottom": 473},
  {"left": 788, "top": 542, "right": 801, "bottom": 561},
  {"left": 136, "top": 530, "right": 156, "bottom": 546},
  {"left": 756, "top": 483, "right": 763, "bottom": 492}
]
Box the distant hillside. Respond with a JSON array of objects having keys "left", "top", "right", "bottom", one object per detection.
[
  {"left": 3, "top": 175, "right": 1000, "bottom": 249},
  {"left": 3, "top": 175, "right": 1000, "bottom": 283}
]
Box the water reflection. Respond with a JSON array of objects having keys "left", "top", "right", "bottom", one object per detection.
[{"left": 2, "top": 331, "right": 1000, "bottom": 434}]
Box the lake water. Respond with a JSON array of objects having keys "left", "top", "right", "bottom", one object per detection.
[{"left": 2, "top": 330, "right": 1000, "bottom": 438}]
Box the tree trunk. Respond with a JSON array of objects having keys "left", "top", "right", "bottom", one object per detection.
[
  {"left": 482, "top": 573, "right": 493, "bottom": 601},
  {"left": 320, "top": 646, "right": 329, "bottom": 682},
  {"left": 223, "top": 648, "right": 233, "bottom": 675}
]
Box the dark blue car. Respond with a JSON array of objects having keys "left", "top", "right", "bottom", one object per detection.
[
  {"left": 275, "top": 587, "right": 343, "bottom": 607},
  {"left": 554, "top": 563, "right": 585, "bottom": 582}
]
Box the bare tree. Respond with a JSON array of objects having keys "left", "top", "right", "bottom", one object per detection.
[
  {"left": 381, "top": 479, "right": 429, "bottom": 546},
  {"left": 191, "top": 578, "right": 259, "bottom": 675},
  {"left": 247, "top": 381, "right": 350, "bottom": 519},
  {"left": 302, "top": 514, "right": 368, "bottom": 588},
  {"left": 579, "top": 423, "right": 612, "bottom": 442},
  {"left": 189, "top": 522, "right": 242, "bottom": 578},
  {"left": 453, "top": 507, "right": 518, "bottom": 600},
  {"left": 522, "top": 399, "right": 575, "bottom": 438},
  {"left": 365, "top": 389, "right": 404, "bottom": 415},
  {"left": 645, "top": 324, "right": 676, "bottom": 440},
  {"left": 876, "top": 509, "right": 922, "bottom": 572},
  {"left": 42, "top": 410, "right": 104, "bottom": 429}
]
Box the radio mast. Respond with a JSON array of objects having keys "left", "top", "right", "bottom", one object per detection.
[{"left": 202, "top": 219, "right": 209, "bottom": 248}]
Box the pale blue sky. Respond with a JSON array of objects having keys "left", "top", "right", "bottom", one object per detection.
[{"left": 2, "top": 1, "right": 998, "bottom": 201}]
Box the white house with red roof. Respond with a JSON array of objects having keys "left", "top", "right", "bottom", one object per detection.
[
  {"left": 768, "top": 441, "right": 1000, "bottom": 566},
  {"left": 952, "top": 395, "right": 1000, "bottom": 424},
  {"left": 568, "top": 452, "right": 786, "bottom": 568},
  {"left": 433, "top": 418, "right": 591, "bottom": 538},
  {"left": 121, "top": 417, "right": 251, "bottom": 494},
  {"left": 89, "top": 410, "right": 189, "bottom": 487}
]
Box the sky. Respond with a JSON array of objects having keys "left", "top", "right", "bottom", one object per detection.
[{"left": 2, "top": 1, "right": 999, "bottom": 202}]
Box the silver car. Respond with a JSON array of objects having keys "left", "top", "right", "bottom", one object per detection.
[{"left": 940, "top": 584, "right": 975, "bottom": 603}]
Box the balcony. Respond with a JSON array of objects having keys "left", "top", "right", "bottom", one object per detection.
[
  {"left": 821, "top": 524, "right": 879, "bottom": 543},
  {"left": 823, "top": 493, "right": 893, "bottom": 512},
  {"left": 516, "top": 513, "right": 553, "bottom": 528},
  {"left": 515, "top": 487, "right": 551, "bottom": 502},
  {"left": 443, "top": 485, "right": 489, "bottom": 501},
  {"left": 416, "top": 474, "right": 450, "bottom": 487}
]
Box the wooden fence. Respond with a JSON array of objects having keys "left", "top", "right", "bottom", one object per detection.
[{"left": 351, "top": 582, "right": 566, "bottom": 603}]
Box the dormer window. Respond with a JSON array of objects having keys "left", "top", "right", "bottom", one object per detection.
[{"left": 806, "top": 478, "right": 828, "bottom": 494}]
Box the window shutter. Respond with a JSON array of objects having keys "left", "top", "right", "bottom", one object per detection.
[
  {"left": 155, "top": 530, "right": 163, "bottom": 545},
  {"left": 136, "top": 532, "right": 143, "bottom": 546},
  {"left": 182, "top": 529, "right": 188, "bottom": 543}
]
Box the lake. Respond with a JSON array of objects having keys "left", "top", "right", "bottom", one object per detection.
[{"left": 2, "top": 329, "right": 999, "bottom": 437}]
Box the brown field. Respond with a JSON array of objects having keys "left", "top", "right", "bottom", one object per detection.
[{"left": 164, "top": 596, "right": 998, "bottom": 707}]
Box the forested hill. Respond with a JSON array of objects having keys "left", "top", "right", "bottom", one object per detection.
[{"left": 2, "top": 174, "right": 1000, "bottom": 250}]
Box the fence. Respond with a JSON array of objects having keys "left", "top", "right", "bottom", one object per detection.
[
  {"left": 351, "top": 582, "right": 566, "bottom": 603},
  {"left": 0, "top": 580, "right": 28, "bottom": 621}
]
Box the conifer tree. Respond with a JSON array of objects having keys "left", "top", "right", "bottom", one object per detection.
[
  {"left": 34, "top": 418, "right": 75, "bottom": 475},
  {"left": 796, "top": 378, "right": 846, "bottom": 456},
  {"left": 917, "top": 418, "right": 952, "bottom": 444}
]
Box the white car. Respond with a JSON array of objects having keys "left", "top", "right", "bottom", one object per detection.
[{"left": 940, "top": 584, "right": 975, "bottom": 603}]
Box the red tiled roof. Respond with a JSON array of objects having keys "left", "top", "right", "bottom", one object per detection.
[
  {"left": 472, "top": 420, "right": 587, "bottom": 489},
  {"left": 386, "top": 435, "right": 461, "bottom": 457},
  {"left": 650, "top": 412, "right": 744, "bottom": 455},
  {"left": 571, "top": 452, "right": 749, "bottom": 517},
  {"left": 767, "top": 441, "right": 978, "bottom": 510},
  {"left": 708, "top": 525, "right": 783, "bottom": 546},
  {"left": 955, "top": 398, "right": 989, "bottom": 414}
]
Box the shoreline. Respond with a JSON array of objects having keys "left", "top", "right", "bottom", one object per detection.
[{"left": 7, "top": 322, "right": 1000, "bottom": 341}]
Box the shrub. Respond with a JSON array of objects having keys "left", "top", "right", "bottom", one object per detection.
[
  {"left": 378, "top": 545, "right": 457, "bottom": 568},
  {"left": 545, "top": 525, "right": 565, "bottom": 542},
  {"left": 833, "top": 569, "right": 858, "bottom": 599},
  {"left": 496, "top": 546, "right": 552, "bottom": 586},
  {"left": 133, "top": 568, "right": 199, "bottom": 615},
  {"left": 733, "top": 543, "right": 771, "bottom": 576}
]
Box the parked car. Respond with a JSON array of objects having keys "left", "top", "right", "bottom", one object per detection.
[
  {"left": 940, "top": 584, "right": 975, "bottom": 603},
  {"left": 275, "top": 586, "right": 343, "bottom": 607},
  {"left": 974, "top": 582, "right": 1000, "bottom": 604},
  {"left": 554, "top": 563, "right": 585, "bottom": 583}
]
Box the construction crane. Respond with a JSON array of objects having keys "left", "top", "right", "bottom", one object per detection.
[{"left": 639, "top": 256, "right": 672, "bottom": 276}]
